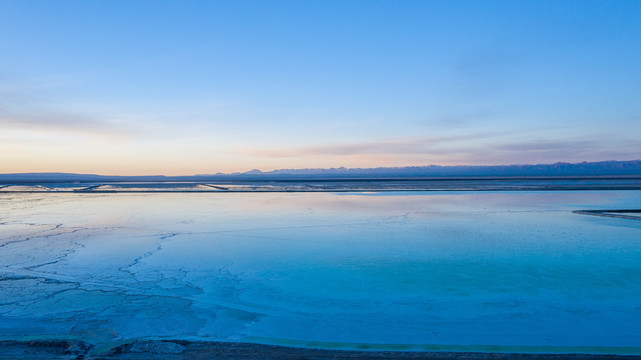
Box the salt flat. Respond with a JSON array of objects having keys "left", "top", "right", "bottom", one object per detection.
[{"left": 1, "top": 190, "right": 641, "bottom": 355}]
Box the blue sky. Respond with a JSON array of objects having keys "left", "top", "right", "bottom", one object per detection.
[{"left": 1, "top": 0, "right": 640, "bottom": 175}]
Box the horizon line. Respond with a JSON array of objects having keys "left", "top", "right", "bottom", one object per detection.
[{"left": 1, "top": 159, "right": 640, "bottom": 178}]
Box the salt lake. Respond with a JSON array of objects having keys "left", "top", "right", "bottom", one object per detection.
[{"left": 1, "top": 190, "right": 641, "bottom": 354}]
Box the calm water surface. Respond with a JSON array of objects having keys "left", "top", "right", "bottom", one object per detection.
[{"left": 1, "top": 191, "right": 641, "bottom": 353}]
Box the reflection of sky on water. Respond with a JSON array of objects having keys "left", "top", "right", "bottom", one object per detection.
[{"left": 1, "top": 191, "right": 641, "bottom": 352}]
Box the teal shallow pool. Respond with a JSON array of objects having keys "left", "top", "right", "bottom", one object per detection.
[{"left": 1, "top": 191, "right": 641, "bottom": 354}]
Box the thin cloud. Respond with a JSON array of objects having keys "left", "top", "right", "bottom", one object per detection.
[
  {"left": 457, "top": 137, "right": 641, "bottom": 165},
  {"left": 493, "top": 139, "right": 596, "bottom": 152},
  {"left": 0, "top": 89, "right": 136, "bottom": 138},
  {"left": 431, "top": 109, "right": 495, "bottom": 128},
  {"left": 236, "top": 135, "right": 641, "bottom": 166},
  {"left": 236, "top": 133, "right": 505, "bottom": 158},
  {"left": 0, "top": 111, "right": 133, "bottom": 138}
]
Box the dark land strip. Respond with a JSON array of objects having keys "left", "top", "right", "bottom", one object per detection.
[
  {"left": 573, "top": 209, "right": 641, "bottom": 220},
  {"left": 2, "top": 177, "right": 641, "bottom": 193},
  {"left": 1, "top": 340, "right": 641, "bottom": 360},
  {"left": 2, "top": 186, "right": 641, "bottom": 193}
]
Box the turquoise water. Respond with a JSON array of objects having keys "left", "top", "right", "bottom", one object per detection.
[{"left": 1, "top": 191, "right": 641, "bottom": 353}]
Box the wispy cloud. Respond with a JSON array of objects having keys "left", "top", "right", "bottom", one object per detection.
[
  {"left": 460, "top": 137, "right": 641, "bottom": 165},
  {"left": 236, "top": 134, "right": 641, "bottom": 166},
  {"left": 430, "top": 109, "right": 495, "bottom": 128},
  {"left": 236, "top": 133, "right": 505, "bottom": 158},
  {"left": 0, "top": 84, "right": 136, "bottom": 138},
  {"left": 493, "top": 139, "right": 596, "bottom": 153},
  {"left": 0, "top": 110, "right": 135, "bottom": 138}
]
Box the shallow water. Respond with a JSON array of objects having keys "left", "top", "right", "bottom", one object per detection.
[{"left": 1, "top": 191, "right": 641, "bottom": 353}]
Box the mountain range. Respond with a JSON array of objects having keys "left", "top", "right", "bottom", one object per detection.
[{"left": 2, "top": 160, "right": 641, "bottom": 183}]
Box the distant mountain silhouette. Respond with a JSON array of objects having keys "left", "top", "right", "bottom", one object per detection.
[
  {"left": 246, "top": 160, "right": 641, "bottom": 178},
  {"left": 2, "top": 160, "right": 641, "bottom": 183}
]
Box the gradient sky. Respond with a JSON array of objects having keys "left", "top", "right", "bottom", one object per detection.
[{"left": 1, "top": 0, "right": 640, "bottom": 175}]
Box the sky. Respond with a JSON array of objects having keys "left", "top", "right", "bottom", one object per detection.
[{"left": 1, "top": 0, "right": 640, "bottom": 175}]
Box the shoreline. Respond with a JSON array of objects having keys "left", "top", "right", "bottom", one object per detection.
[
  {"left": 2, "top": 339, "right": 641, "bottom": 360},
  {"left": 573, "top": 209, "right": 641, "bottom": 220},
  {"left": 2, "top": 186, "right": 641, "bottom": 193},
  {"left": 2, "top": 178, "right": 641, "bottom": 193}
]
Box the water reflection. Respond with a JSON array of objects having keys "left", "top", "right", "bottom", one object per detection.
[{"left": 1, "top": 191, "right": 641, "bottom": 352}]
